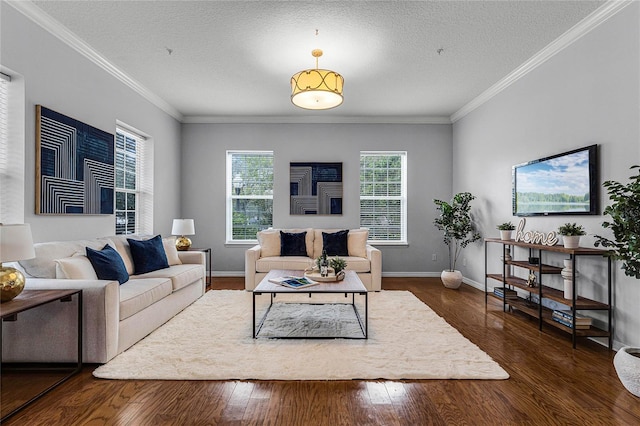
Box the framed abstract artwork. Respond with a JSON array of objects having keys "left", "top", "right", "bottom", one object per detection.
[
  {"left": 36, "top": 105, "right": 115, "bottom": 214},
  {"left": 290, "top": 162, "right": 342, "bottom": 215}
]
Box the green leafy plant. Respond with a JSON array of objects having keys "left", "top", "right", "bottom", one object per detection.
[
  {"left": 558, "top": 223, "right": 586, "bottom": 236},
  {"left": 594, "top": 165, "right": 640, "bottom": 279},
  {"left": 433, "top": 192, "right": 481, "bottom": 272},
  {"left": 497, "top": 222, "right": 515, "bottom": 231},
  {"left": 329, "top": 256, "right": 347, "bottom": 273}
]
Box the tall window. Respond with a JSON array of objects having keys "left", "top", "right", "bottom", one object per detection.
[
  {"left": 226, "top": 151, "right": 273, "bottom": 242},
  {"left": 115, "top": 127, "right": 153, "bottom": 235},
  {"left": 0, "top": 71, "right": 25, "bottom": 224},
  {"left": 360, "top": 151, "right": 407, "bottom": 244}
]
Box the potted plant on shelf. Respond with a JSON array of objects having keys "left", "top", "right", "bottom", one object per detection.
[
  {"left": 433, "top": 192, "right": 481, "bottom": 289},
  {"left": 497, "top": 222, "right": 515, "bottom": 240},
  {"left": 558, "top": 223, "right": 586, "bottom": 249},
  {"left": 594, "top": 165, "right": 640, "bottom": 398}
]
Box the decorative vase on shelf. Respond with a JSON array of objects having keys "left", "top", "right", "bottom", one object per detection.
[
  {"left": 560, "top": 259, "right": 577, "bottom": 299},
  {"left": 500, "top": 248, "right": 512, "bottom": 277}
]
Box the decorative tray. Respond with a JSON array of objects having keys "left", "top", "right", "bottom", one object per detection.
[{"left": 304, "top": 270, "right": 345, "bottom": 282}]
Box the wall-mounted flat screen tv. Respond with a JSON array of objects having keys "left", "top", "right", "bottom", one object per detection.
[{"left": 512, "top": 144, "right": 598, "bottom": 216}]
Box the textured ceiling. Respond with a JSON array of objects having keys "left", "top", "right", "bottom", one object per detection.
[{"left": 29, "top": 0, "right": 606, "bottom": 121}]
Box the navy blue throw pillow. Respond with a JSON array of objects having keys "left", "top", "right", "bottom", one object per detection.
[
  {"left": 86, "top": 244, "right": 129, "bottom": 284},
  {"left": 280, "top": 231, "right": 307, "bottom": 256},
  {"left": 322, "top": 230, "right": 349, "bottom": 256},
  {"left": 127, "top": 235, "right": 170, "bottom": 275}
]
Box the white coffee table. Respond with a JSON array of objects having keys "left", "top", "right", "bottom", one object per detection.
[{"left": 253, "top": 269, "right": 368, "bottom": 339}]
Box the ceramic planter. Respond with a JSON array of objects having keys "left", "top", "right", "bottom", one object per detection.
[
  {"left": 614, "top": 346, "right": 640, "bottom": 397},
  {"left": 441, "top": 270, "right": 463, "bottom": 289},
  {"left": 562, "top": 235, "right": 581, "bottom": 249},
  {"left": 500, "top": 230, "right": 513, "bottom": 240}
]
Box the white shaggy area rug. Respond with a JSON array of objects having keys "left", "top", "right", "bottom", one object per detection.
[{"left": 93, "top": 290, "right": 509, "bottom": 381}]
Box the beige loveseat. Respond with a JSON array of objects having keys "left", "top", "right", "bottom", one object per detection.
[
  {"left": 245, "top": 228, "right": 381, "bottom": 291},
  {"left": 3, "top": 235, "right": 205, "bottom": 364}
]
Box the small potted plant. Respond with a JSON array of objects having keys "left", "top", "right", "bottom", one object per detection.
[
  {"left": 330, "top": 256, "right": 347, "bottom": 280},
  {"left": 497, "top": 222, "right": 515, "bottom": 240},
  {"left": 558, "top": 223, "right": 586, "bottom": 249}
]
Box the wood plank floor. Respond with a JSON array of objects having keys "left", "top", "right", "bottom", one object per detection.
[{"left": 3, "top": 277, "right": 639, "bottom": 425}]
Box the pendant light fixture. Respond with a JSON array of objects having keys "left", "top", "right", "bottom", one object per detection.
[{"left": 291, "top": 46, "right": 344, "bottom": 110}]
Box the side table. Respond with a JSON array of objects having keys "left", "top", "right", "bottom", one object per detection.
[
  {"left": 1, "top": 289, "right": 83, "bottom": 422},
  {"left": 189, "top": 247, "right": 212, "bottom": 288}
]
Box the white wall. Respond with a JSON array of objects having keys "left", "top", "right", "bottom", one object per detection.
[
  {"left": 1, "top": 4, "right": 182, "bottom": 242},
  {"left": 181, "top": 123, "right": 452, "bottom": 274},
  {"left": 452, "top": 3, "right": 640, "bottom": 348}
]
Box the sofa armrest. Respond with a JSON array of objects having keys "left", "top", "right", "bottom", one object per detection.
[
  {"left": 366, "top": 245, "right": 382, "bottom": 291},
  {"left": 9, "top": 278, "right": 121, "bottom": 363},
  {"left": 245, "top": 245, "right": 261, "bottom": 290},
  {"left": 177, "top": 251, "right": 205, "bottom": 265}
]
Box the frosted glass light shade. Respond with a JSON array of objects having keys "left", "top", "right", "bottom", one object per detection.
[
  {"left": 171, "top": 219, "right": 195, "bottom": 236},
  {"left": 0, "top": 224, "right": 35, "bottom": 262}
]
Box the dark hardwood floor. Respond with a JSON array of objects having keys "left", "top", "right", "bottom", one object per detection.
[{"left": 2, "top": 277, "right": 638, "bottom": 425}]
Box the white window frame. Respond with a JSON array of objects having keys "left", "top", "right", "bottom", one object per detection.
[
  {"left": 359, "top": 151, "right": 407, "bottom": 245},
  {"left": 226, "top": 150, "right": 274, "bottom": 244},
  {"left": 114, "top": 125, "right": 153, "bottom": 235},
  {"left": 0, "top": 70, "right": 25, "bottom": 224}
]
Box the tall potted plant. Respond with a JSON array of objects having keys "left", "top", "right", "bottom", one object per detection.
[
  {"left": 433, "top": 192, "right": 481, "bottom": 289},
  {"left": 594, "top": 165, "right": 640, "bottom": 397}
]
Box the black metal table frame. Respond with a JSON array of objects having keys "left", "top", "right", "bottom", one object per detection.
[
  {"left": 1, "top": 290, "right": 83, "bottom": 422},
  {"left": 253, "top": 290, "right": 368, "bottom": 339}
]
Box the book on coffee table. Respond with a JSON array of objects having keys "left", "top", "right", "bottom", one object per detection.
[{"left": 268, "top": 275, "right": 319, "bottom": 289}]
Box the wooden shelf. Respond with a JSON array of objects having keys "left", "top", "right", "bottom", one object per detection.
[
  {"left": 488, "top": 294, "right": 610, "bottom": 339},
  {"left": 485, "top": 238, "right": 612, "bottom": 349}
]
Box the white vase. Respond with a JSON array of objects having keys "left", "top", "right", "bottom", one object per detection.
[
  {"left": 500, "top": 230, "right": 513, "bottom": 240},
  {"left": 562, "top": 235, "right": 581, "bottom": 249},
  {"left": 441, "top": 270, "right": 463, "bottom": 289},
  {"left": 614, "top": 347, "right": 640, "bottom": 397},
  {"left": 561, "top": 259, "right": 576, "bottom": 299}
]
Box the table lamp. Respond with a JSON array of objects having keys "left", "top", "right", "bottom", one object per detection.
[
  {"left": 171, "top": 219, "right": 195, "bottom": 251},
  {"left": 0, "top": 223, "right": 36, "bottom": 302}
]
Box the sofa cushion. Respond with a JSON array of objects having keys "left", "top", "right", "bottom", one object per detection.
[
  {"left": 341, "top": 256, "right": 372, "bottom": 273},
  {"left": 119, "top": 278, "right": 173, "bottom": 320},
  {"left": 132, "top": 264, "right": 204, "bottom": 292},
  {"left": 162, "top": 237, "right": 182, "bottom": 266},
  {"left": 280, "top": 231, "right": 307, "bottom": 256},
  {"left": 18, "top": 238, "right": 111, "bottom": 278},
  {"left": 256, "top": 256, "right": 314, "bottom": 273},
  {"left": 348, "top": 229, "right": 369, "bottom": 258},
  {"left": 322, "top": 230, "right": 349, "bottom": 256},
  {"left": 86, "top": 244, "right": 129, "bottom": 284},
  {"left": 257, "top": 230, "right": 281, "bottom": 257},
  {"left": 128, "top": 235, "right": 170, "bottom": 275},
  {"left": 54, "top": 255, "right": 98, "bottom": 280}
]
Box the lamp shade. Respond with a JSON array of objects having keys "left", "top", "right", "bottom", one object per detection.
[
  {"left": 171, "top": 219, "right": 195, "bottom": 236},
  {"left": 291, "top": 48, "right": 343, "bottom": 110},
  {"left": 0, "top": 224, "right": 36, "bottom": 263},
  {"left": 291, "top": 68, "right": 344, "bottom": 110}
]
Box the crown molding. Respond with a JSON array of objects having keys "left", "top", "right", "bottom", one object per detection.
[
  {"left": 182, "top": 115, "right": 452, "bottom": 124},
  {"left": 7, "top": 0, "right": 183, "bottom": 122},
  {"left": 450, "top": 0, "right": 634, "bottom": 123}
]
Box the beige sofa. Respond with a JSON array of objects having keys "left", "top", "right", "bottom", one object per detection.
[
  {"left": 245, "top": 228, "right": 381, "bottom": 291},
  {"left": 3, "top": 235, "right": 205, "bottom": 364}
]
